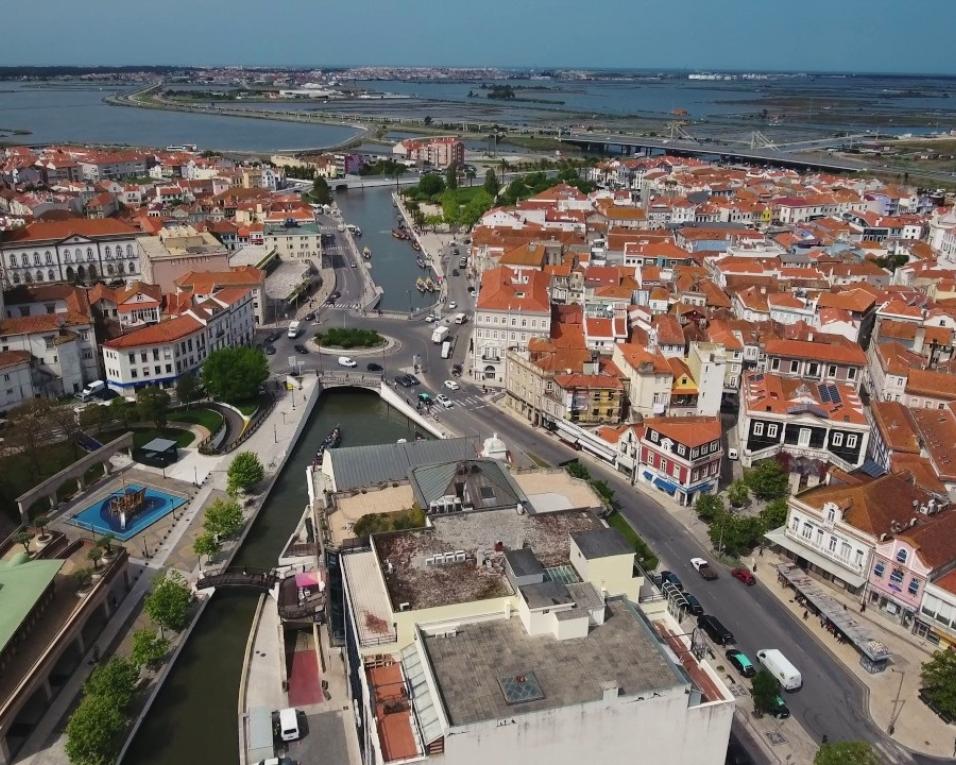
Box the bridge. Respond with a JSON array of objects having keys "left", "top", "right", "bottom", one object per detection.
[
  {"left": 196, "top": 567, "right": 276, "bottom": 591},
  {"left": 316, "top": 371, "right": 385, "bottom": 390}
]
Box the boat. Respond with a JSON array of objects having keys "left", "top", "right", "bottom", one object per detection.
[
  {"left": 411, "top": 241, "right": 421, "bottom": 252},
  {"left": 416, "top": 277, "right": 427, "bottom": 292},
  {"left": 363, "top": 247, "right": 372, "bottom": 259},
  {"left": 416, "top": 257, "right": 426, "bottom": 268},
  {"left": 425, "top": 278, "right": 436, "bottom": 292},
  {"left": 314, "top": 425, "right": 342, "bottom": 462},
  {"left": 346, "top": 224, "right": 362, "bottom": 237}
]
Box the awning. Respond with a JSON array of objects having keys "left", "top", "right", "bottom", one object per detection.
[
  {"left": 295, "top": 571, "right": 320, "bottom": 588},
  {"left": 765, "top": 527, "right": 867, "bottom": 589},
  {"left": 653, "top": 476, "right": 678, "bottom": 494}
]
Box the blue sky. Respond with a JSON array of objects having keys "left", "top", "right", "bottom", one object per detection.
[{"left": 3, "top": 0, "right": 954, "bottom": 74}]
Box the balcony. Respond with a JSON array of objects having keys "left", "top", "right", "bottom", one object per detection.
[{"left": 782, "top": 527, "right": 864, "bottom": 576}]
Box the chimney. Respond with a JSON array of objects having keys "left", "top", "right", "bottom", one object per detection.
[{"left": 601, "top": 681, "right": 620, "bottom": 702}]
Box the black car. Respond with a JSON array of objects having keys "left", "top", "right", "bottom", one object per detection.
[
  {"left": 725, "top": 649, "right": 757, "bottom": 678},
  {"left": 451, "top": 363, "right": 463, "bottom": 377},
  {"left": 698, "top": 614, "right": 734, "bottom": 645},
  {"left": 452, "top": 269, "right": 459, "bottom": 277},
  {"left": 367, "top": 362, "right": 383, "bottom": 372},
  {"left": 682, "top": 592, "right": 704, "bottom": 616},
  {"left": 263, "top": 344, "right": 277, "bottom": 356},
  {"left": 394, "top": 374, "right": 415, "bottom": 388},
  {"left": 293, "top": 344, "right": 309, "bottom": 354},
  {"left": 659, "top": 570, "right": 683, "bottom": 591},
  {"left": 304, "top": 311, "right": 316, "bottom": 321},
  {"left": 405, "top": 374, "right": 421, "bottom": 386},
  {"left": 266, "top": 331, "right": 282, "bottom": 344},
  {"left": 768, "top": 695, "right": 790, "bottom": 719}
]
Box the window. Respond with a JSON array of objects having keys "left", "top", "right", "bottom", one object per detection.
[
  {"left": 166, "top": 364, "right": 172, "bottom": 373},
  {"left": 677, "top": 444, "right": 686, "bottom": 456},
  {"left": 45, "top": 251, "right": 52, "bottom": 264},
  {"left": 828, "top": 535, "right": 838, "bottom": 552},
  {"left": 848, "top": 368, "right": 857, "bottom": 381},
  {"left": 828, "top": 364, "right": 837, "bottom": 377},
  {"left": 889, "top": 568, "right": 904, "bottom": 586},
  {"left": 908, "top": 578, "right": 920, "bottom": 596},
  {"left": 767, "top": 423, "right": 778, "bottom": 438},
  {"left": 846, "top": 434, "right": 857, "bottom": 449},
  {"left": 815, "top": 528, "right": 824, "bottom": 546},
  {"left": 753, "top": 422, "right": 764, "bottom": 436},
  {"left": 896, "top": 549, "right": 908, "bottom": 564},
  {"left": 771, "top": 358, "right": 780, "bottom": 371},
  {"left": 808, "top": 362, "right": 819, "bottom": 376},
  {"left": 840, "top": 542, "right": 851, "bottom": 560},
  {"left": 131, "top": 369, "right": 138, "bottom": 379},
  {"left": 128, "top": 353, "right": 135, "bottom": 363},
  {"left": 873, "top": 561, "right": 885, "bottom": 577},
  {"left": 826, "top": 507, "right": 835, "bottom": 522},
  {"left": 798, "top": 427, "right": 811, "bottom": 447},
  {"left": 831, "top": 432, "right": 843, "bottom": 447},
  {"left": 790, "top": 516, "right": 800, "bottom": 532}
]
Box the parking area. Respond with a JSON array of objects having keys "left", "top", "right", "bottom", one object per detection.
[{"left": 283, "top": 710, "right": 354, "bottom": 765}]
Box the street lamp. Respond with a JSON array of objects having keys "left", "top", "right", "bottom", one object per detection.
[{"left": 274, "top": 423, "right": 278, "bottom": 444}]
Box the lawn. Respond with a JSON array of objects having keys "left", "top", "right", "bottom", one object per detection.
[
  {"left": 233, "top": 399, "right": 260, "bottom": 417},
  {"left": 607, "top": 511, "right": 659, "bottom": 572},
  {"left": 315, "top": 327, "right": 384, "bottom": 349},
  {"left": 169, "top": 407, "right": 224, "bottom": 433},
  {"left": 100, "top": 426, "right": 195, "bottom": 450}
]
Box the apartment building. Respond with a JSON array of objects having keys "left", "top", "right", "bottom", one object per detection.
[
  {"left": 263, "top": 221, "right": 321, "bottom": 261},
  {"left": 0, "top": 218, "right": 143, "bottom": 286},
  {"left": 137, "top": 226, "right": 231, "bottom": 292},
  {"left": 101, "top": 288, "right": 254, "bottom": 392},
  {"left": 0, "top": 312, "right": 99, "bottom": 396},
  {"left": 611, "top": 342, "right": 673, "bottom": 419},
  {"left": 392, "top": 136, "right": 464, "bottom": 168},
  {"left": 637, "top": 416, "right": 723, "bottom": 506},
  {"left": 175, "top": 266, "right": 266, "bottom": 325},
  {"left": 0, "top": 350, "right": 34, "bottom": 413},
  {"left": 473, "top": 267, "right": 551, "bottom": 386},
  {"left": 88, "top": 282, "right": 163, "bottom": 329},
  {"left": 763, "top": 337, "right": 866, "bottom": 391}
]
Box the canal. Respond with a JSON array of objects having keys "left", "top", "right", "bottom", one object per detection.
[
  {"left": 334, "top": 186, "right": 438, "bottom": 313},
  {"left": 125, "top": 389, "right": 424, "bottom": 765}
]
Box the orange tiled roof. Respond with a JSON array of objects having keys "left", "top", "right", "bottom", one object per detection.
[
  {"left": 643, "top": 416, "right": 722, "bottom": 448},
  {"left": 104, "top": 314, "right": 203, "bottom": 348},
  {"left": 476, "top": 267, "right": 550, "bottom": 313}
]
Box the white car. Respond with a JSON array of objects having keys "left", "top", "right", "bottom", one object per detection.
[
  {"left": 690, "top": 557, "right": 709, "bottom": 572},
  {"left": 448, "top": 301, "right": 458, "bottom": 310},
  {"left": 436, "top": 393, "right": 454, "bottom": 408},
  {"left": 443, "top": 379, "right": 460, "bottom": 390},
  {"left": 424, "top": 314, "right": 436, "bottom": 323},
  {"left": 337, "top": 356, "right": 357, "bottom": 368}
]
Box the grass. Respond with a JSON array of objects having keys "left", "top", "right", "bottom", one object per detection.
[
  {"left": 233, "top": 400, "right": 260, "bottom": 417},
  {"left": 607, "top": 511, "right": 660, "bottom": 572},
  {"left": 169, "top": 407, "right": 224, "bottom": 433}
]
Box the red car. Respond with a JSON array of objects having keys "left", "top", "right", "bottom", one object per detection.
[{"left": 731, "top": 567, "right": 756, "bottom": 585}]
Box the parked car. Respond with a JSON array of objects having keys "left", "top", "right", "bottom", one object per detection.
[
  {"left": 682, "top": 592, "right": 704, "bottom": 616},
  {"left": 304, "top": 311, "right": 316, "bottom": 321},
  {"left": 436, "top": 393, "right": 454, "bottom": 409},
  {"left": 443, "top": 379, "right": 460, "bottom": 390},
  {"left": 452, "top": 269, "right": 460, "bottom": 277},
  {"left": 425, "top": 314, "right": 436, "bottom": 323},
  {"left": 448, "top": 301, "right": 457, "bottom": 310},
  {"left": 768, "top": 695, "right": 791, "bottom": 719},
  {"left": 725, "top": 649, "right": 757, "bottom": 678},
  {"left": 451, "top": 363, "right": 463, "bottom": 377},
  {"left": 417, "top": 392, "right": 433, "bottom": 405},
  {"left": 266, "top": 331, "right": 282, "bottom": 344},
  {"left": 293, "top": 344, "right": 309, "bottom": 355},
  {"left": 756, "top": 649, "right": 802, "bottom": 691},
  {"left": 691, "top": 557, "right": 719, "bottom": 580},
  {"left": 405, "top": 374, "right": 421, "bottom": 386},
  {"left": 698, "top": 614, "right": 735, "bottom": 645},
  {"left": 337, "top": 356, "right": 357, "bottom": 368},
  {"left": 732, "top": 567, "right": 756, "bottom": 585},
  {"left": 366, "top": 362, "right": 383, "bottom": 372},
  {"left": 659, "top": 570, "right": 683, "bottom": 591},
  {"left": 394, "top": 374, "right": 413, "bottom": 387},
  {"left": 263, "top": 344, "right": 277, "bottom": 356}
]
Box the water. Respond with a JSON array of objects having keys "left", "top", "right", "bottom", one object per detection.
[
  {"left": 125, "top": 389, "right": 424, "bottom": 765},
  {"left": 334, "top": 186, "right": 438, "bottom": 312},
  {"left": 0, "top": 83, "right": 360, "bottom": 151}
]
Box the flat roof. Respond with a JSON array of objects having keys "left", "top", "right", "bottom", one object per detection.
[
  {"left": 0, "top": 558, "right": 64, "bottom": 655},
  {"left": 420, "top": 599, "right": 685, "bottom": 725},
  {"left": 373, "top": 508, "right": 604, "bottom": 611},
  {"left": 512, "top": 469, "right": 602, "bottom": 512},
  {"left": 327, "top": 437, "right": 479, "bottom": 492},
  {"left": 141, "top": 437, "right": 177, "bottom": 452},
  {"left": 572, "top": 528, "right": 633, "bottom": 559},
  {"left": 504, "top": 548, "right": 544, "bottom": 579}
]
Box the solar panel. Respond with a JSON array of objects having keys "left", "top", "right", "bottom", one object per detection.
[
  {"left": 499, "top": 672, "right": 545, "bottom": 705},
  {"left": 829, "top": 384, "right": 842, "bottom": 404},
  {"left": 818, "top": 383, "right": 830, "bottom": 402}
]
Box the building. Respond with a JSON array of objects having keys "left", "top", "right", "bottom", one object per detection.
[
  {"left": 392, "top": 136, "right": 464, "bottom": 168},
  {"left": 473, "top": 268, "right": 551, "bottom": 386},
  {"left": 611, "top": 343, "right": 673, "bottom": 419},
  {"left": 101, "top": 288, "right": 254, "bottom": 392},
  {"left": 763, "top": 337, "right": 866, "bottom": 391},
  {"left": 138, "top": 227, "right": 231, "bottom": 292},
  {"left": 0, "top": 218, "right": 142, "bottom": 287},
  {"left": 88, "top": 281, "right": 163, "bottom": 330},
  {"left": 737, "top": 372, "right": 870, "bottom": 486},
  {"left": 0, "top": 312, "right": 99, "bottom": 397},
  {"left": 174, "top": 266, "right": 266, "bottom": 325},
  {"left": 0, "top": 350, "right": 34, "bottom": 413},
  {"left": 636, "top": 417, "right": 723, "bottom": 506},
  {"left": 915, "top": 570, "right": 956, "bottom": 648},
  {"left": 263, "top": 221, "right": 322, "bottom": 262}
]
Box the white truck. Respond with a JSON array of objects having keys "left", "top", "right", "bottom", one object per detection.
[
  {"left": 431, "top": 325, "right": 449, "bottom": 344},
  {"left": 453, "top": 312, "right": 467, "bottom": 325},
  {"left": 756, "top": 649, "right": 802, "bottom": 691},
  {"left": 440, "top": 339, "right": 453, "bottom": 359}
]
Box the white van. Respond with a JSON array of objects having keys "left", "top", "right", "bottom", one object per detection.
[
  {"left": 287, "top": 320, "right": 301, "bottom": 339},
  {"left": 756, "top": 649, "right": 802, "bottom": 691},
  {"left": 278, "top": 707, "right": 300, "bottom": 742},
  {"left": 453, "top": 312, "right": 467, "bottom": 325},
  {"left": 79, "top": 380, "right": 106, "bottom": 401}
]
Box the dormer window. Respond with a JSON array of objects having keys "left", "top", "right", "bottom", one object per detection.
[
  {"left": 826, "top": 507, "right": 836, "bottom": 523},
  {"left": 896, "top": 549, "right": 908, "bottom": 564}
]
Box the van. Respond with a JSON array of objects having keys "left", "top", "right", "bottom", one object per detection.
[
  {"left": 756, "top": 649, "right": 802, "bottom": 691},
  {"left": 287, "top": 320, "right": 301, "bottom": 339},
  {"left": 278, "top": 707, "right": 300, "bottom": 742},
  {"left": 453, "top": 312, "right": 467, "bottom": 325},
  {"left": 697, "top": 614, "right": 734, "bottom": 645},
  {"left": 79, "top": 380, "right": 105, "bottom": 401}
]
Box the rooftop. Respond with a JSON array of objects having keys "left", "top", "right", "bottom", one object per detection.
[
  {"left": 419, "top": 599, "right": 684, "bottom": 725},
  {"left": 326, "top": 437, "right": 479, "bottom": 492}
]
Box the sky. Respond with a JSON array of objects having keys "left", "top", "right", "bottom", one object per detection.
[{"left": 2, "top": 0, "right": 955, "bottom": 75}]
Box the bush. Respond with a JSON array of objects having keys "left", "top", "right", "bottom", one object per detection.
[
  {"left": 745, "top": 460, "right": 790, "bottom": 501},
  {"left": 353, "top": 506, "right": 427, "bottom": 538},
  {"left": 727, "top": 480, "right": 751, "bottom": 508},
  {"left": 760, "top": 497, "right": 789, "bottom": 531},
  {"left": 814, "top": 741, "right": 879, "bottom": 765},
  {"left": 565, "top": 461, "right": 591, "bottom": 481},
  {"left": 921, "top": 649, "right": 956, "bottom": 720},
  {"left": 751, "top": 669, "right": 781, "bottom": 715},
  {"left": 315, "top": 327, "right": 383, "bottom": 349},
  {"left": 694, "top": 494, "right": 725, "bottom": 523}
]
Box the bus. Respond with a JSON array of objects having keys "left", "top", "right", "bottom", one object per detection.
[{"left": 441, "top": 339, "right": 453, "bottom": 359}]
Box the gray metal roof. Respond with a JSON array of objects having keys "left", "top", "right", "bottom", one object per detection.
[
  {"left": 140, "top": 437, "right": 177, "bottom": 452},
  {"left": 571, "top": 528, "right": 633, "bottom": 559},
  {"left": 409, "top": 458, "right": 530, "bottom": 510},
  {"left": 327, "top": 437, "right": 478, "bottom": 491}
]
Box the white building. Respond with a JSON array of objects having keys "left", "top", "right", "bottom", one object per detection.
[
  {"left": 0, "top": 313, "right": 99, "bottom": 396},
  {"left": 263, "top": 221, "right": 322, "bottom": 261},
  {"left": 101, "top": 288, "right": 255, "bottom": 393},
  {"left": 686, "top": 342, "right": 727, "bottom": 417},
  {"left": 0, "top": 350, "right": 35, "bottom": 413},
  {"left": 0, "top": 218, "right": 143, "bottom": 286}
]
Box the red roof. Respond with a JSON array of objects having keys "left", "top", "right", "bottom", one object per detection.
[
  {"left": 3, "top": 217, "right": 138, "bottom": 243},
  {"left": 104, "top": 314, "right": 203, "bottom": 348},
  {"left": 476, "top": 267, "right": 550, "bottom": 313}
]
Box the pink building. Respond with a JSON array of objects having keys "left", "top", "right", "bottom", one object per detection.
[{"left": 392, "top": 136, "right": 464, "bottom": 168}]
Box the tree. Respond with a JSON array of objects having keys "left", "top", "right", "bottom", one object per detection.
[
  {"left": 79, "top": 403, "right": 111, "bottom": 432},
  {"left": 84, "top": 657, "right": 140, "bottom": 709},
  {"left": 423, "top": 115, "right": 432, "bottom": 126},
  {"left": 709, "top": 510, "right": 765, "bottom": 557},
  {"left": 175, "top": 372, "right": 201, "bottom": 409},
  {"left": 48, "top": 402, "right": 84, "bottom": 459},
  {"left": 65, "top": 693, "right": 126, "bottom": 765},
  {"left": 727, "top": 480, "right": 751, "bottom": 509},
  {"left": 694, "top": 494, "right": 724, "bottom": 523},
  {"left": 144, "top": 570, "right": 193, "bottom": 635},
  {"left": 445, "top": 164, "right": 458, "bottom": 190},
  {"left": 760, "top": 497, "right": 789, "bottom": 531},
  {"left": 202, "top": 346, "right": 269, "bottom": 405},
  {"left": 193, "top": 531, "right": 222, "bottom": 567},
  {"left": 227, "top": 451, "right": 264, "bottom": 495},
  {"left": 6, "top": 399, "right": 57, "bottom": 476},
  {"left": 97, "top": 534, "right": 115, "bottom": 557},
  {"left": 483, "top": 168, "right": 499, "bottom": 196},
  {"left": 14, "top": 530, "right": 31, "bottom": 554},
  {"left": 751, "top": 669, "right": 781, "bottom": 715},
  {"left": 203, "top": 496, "right": 244, "bottom": 538},
  {"left": 109, "top": 395, "right": 134, "bottom": 430},
  {"left": 921, "top": 649, "right": 956, "bottom": 720},
  {"left": 814, "top": 741, "right": 879, "bottom": 765},
  {"left": 87, "top": 545, "right": 103, "bottom": 570},
  {"left": 745, "top": 460, "right": 790, "bottom": 501},
  {"left": 130, "top": 628, "right": 170, "bottom": 672},
  {"left": 136, "top": 386, "right": 170, "bottom": 430},
  {"left": 465, "top": 166, "right": 477, "bottom": 186},
  {"left": 417, "top": 173, "right": 445, "bottom": 197},
  {"left": 311, "top": 175, "right": 331, "bottom": 205}
]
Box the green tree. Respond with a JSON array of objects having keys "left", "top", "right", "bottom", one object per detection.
[
  {"left": 445, "top": 164, "right": 458, "bottom": 190},
  {"left": 96, "top": 533, "right": 115, "bottom": 557},
  {"left": 751, "top": 669, "right": 781, "bottom": 715},
  {"left": 709, "top": 510, "right": 765, "bottom": 557},
  {"left": 814, "top": 741, "right": 879, "bottom": 765},
  {"left": 65, "top": 694, "right": 127, "bottom": 765},
  {"left": 193, "top": 531, "right": 222, "bottom": 567},
  {"left": 694, "top": 494, "right": 724, "bottom": 523},
  {"left": 79, "top": 402, "right": 111, "bottom": 432},
  {"left": 14, "top": 530, "right": 31, "bottom": 554},
  {"left": 227, "top": 451, "right": 265, "bottom": 495},
  {"left": 745, "top": 460, "right": 790, "bottom": 501},
  {"left": 201, "top": 346, "right": 269, "bottom": 404},
  {"left": 144, "top": 570, "right": 193, "bottom": 635},
  {"left": 175, "top": 372, "right": 201, "bottom": 409},
  {"left": 727, "top": 480, "right": 751, "bottom": 509},
  {"left": 423, "top": 115, "right": 432, "bottom": 126},
  {"left": 109, "top": 395, "right": 134, "bottom": 430},
  {"left": 311, "top": 175, "right": 331, "bottom": 205},
  {"left": 203, "top": 496, "right": 244, "bottom": 537},
  {"left": 760, "top": 497, "right": 789, "bottom": 531},
  {"left": 136, "top": 386, "right": 170, "bottom": 430},
  {"left": 417, "top": 173, "right": 445, "bottom": 197},
  {"left": 84, "top": 657, "right": 140, "bottom": 709},
  {"left": 483, "top": 168, "right": 500, "bottom": 196},
  {"left": 921, "top": 649, "right": 956, "bottom": 719},
  {"left": 130, "top": 628, "right": 170, "bottom": 672}
]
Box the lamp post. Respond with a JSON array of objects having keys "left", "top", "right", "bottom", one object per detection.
[{"left": 274, "top": 423, "right": 278, "bottom": 444}]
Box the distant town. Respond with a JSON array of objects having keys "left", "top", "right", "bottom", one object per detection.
[{"left": 1, "top": 82, "right": 956, "bottom": 765}]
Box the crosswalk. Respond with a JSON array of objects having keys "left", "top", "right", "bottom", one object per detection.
[{"left": 445, "top": 393, "right": 492, "bottom": 410}]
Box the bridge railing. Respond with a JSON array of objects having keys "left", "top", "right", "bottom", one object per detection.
[{"left": 318, "top": 371, "right": 384, "bottom": 388}]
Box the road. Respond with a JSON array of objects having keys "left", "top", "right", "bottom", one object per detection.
[{"left": 259, "top": 223, "right": 944, "bottom": 765}]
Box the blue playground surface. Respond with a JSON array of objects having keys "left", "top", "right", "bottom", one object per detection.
[{"left": 68, "top": 484, "right": 187, "bottom": 541}]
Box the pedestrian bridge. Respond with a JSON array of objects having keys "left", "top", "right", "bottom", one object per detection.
[
  {"left": 196, "top": 567, "right": 276, "bottom": 591},
  {"left": 316, "top": 371, "right": 384, "bottom": 391}
]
